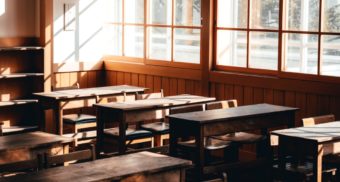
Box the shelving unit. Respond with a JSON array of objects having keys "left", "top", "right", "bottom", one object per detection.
[{"left": 0, "top": 44, "right": 44, "bottom": 135}]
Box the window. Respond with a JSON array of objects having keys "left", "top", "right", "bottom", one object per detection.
[
  {"left": 215, "top": 0, "right": 340, "bottom": 78},
  {"left": 216, "top": 0, "right": 279, "bottom": 71},
  {"left": 105, "top": 0, "right": 202, "bottom": 65}
]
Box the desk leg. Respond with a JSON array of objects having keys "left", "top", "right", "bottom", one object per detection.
[
  {"left": 39, "top": 104, "right": 46, "bottom": 132},
  {"left": 277, "top": 136, "right": 286, "bottom": 173},
  {"left": 169, "top": 123, "right": 177, "bottom": 157},
  {"left": 195, "top": 127, "right": 204, "bottom": 181},
  {"left": 313, "top": 145, "right": 323, "bottom": 182},
  {"left": 118, "top": 119, "right": 127, "bottom": 155},
  {"left": 55, "top": 102, "right": 63, "bottom": 135},
  {"left": 63, "top": 144, "right": 70, "bottom": 166},
  {"left": 96, "top": 108, "right": 104, "bottom": 157}
]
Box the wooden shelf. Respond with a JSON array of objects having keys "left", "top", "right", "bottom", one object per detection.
[
  {"left": 0, "top": 46, "right": 43, "bottom": 51},
  {"left": 0, "top": 73, "right": 44, "bottom": 79},
  {"left": 0, "top": 99, "right": 38, "bottom": 107}
]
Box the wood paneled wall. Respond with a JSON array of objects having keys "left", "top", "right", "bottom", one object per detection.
[
  {"left": 210, "top": 82, "right": 340, "bottom": 126},
  {"left": 106, "top": 71, "right": 202, "bottom": 96},
  {"left": 104, "top": 61, "right": 340, "bottom": 127},
  {"left": 209, "top": 72, "right": 340, "bottom": 127},
  {"left": 53, "top": 70, "right": 104, "bottom": 89}
]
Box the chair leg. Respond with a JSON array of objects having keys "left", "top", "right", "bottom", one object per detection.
[{"left": 154, "top": 135, "right": 162, "bottom": 147}]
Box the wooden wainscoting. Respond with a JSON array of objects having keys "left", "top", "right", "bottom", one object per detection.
[
  {"left": 54, "top": 70, "right": 105, "bottom": 89},
  {"left": 210, "top": 71, "right": 340, "bottom": 127},
  {"left": 106, "top": 71, "right": 203, "bottom": 96}
]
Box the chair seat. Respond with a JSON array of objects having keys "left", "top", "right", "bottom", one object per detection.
[
  {"left": 63, "top": 130, "right": 97, "bottom": 140},
  {"left": 63, "top": 114, "right": 96, "bottom": 124},
  {"left": 2, "top": 125, "right": 38, "bottom": 135},
  {"left": 140, "top": 122, "right": 169, "bottom": 134},
  {"left": 212, "top": 132, "right": 265, "bottom": 144},
  {"left": 178, "top": 137, "right": 232, "bottom": 151},
  {"left": 104, "top": 128, "right": 153, "bottom": 140}
]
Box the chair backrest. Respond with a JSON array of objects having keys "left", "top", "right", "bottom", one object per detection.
[
  {"left": 0, "top": 156, "right": 42, "bottom": 173},
  {"left": 136, "top": 89, "right": 164, "bottom": 100},
  {"left": 170, "top": 104, "right": 204, "bottom": 115},
  {"left": 302, "top": 114, "right": 335, "bottom": 127},
  {"left": 206, "top": 99, "right": 238, "bottom": 110},
  {"left": 44, "top": 146, "right": 95, "bottom": 168},
  {"left": 52, "top": 83, "right": 80, "bottom": 91}
]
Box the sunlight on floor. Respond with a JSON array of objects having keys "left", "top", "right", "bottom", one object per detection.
[{"left": 0, "top": 0, "right": 5, "bottom": 16}]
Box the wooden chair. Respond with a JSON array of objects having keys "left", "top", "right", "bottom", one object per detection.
[
  {"left": 136, "top": 90, "right": 164, "bottom": 100},
  {"left": 206, "top": 100, "right": 266, "bottom": 157},
  {"left": 53, "top": 83, "right": 97, "bottom": 146},
  {"left": 0, "top": 155, "right": 43, "bottom": 177},
  {"left": 302, "top": 114, "right": 335, "bottom": 127},
  {"left": 137, "top": 90, "right": 169, "bottom": 146},
  {"left": 44, "top": 145, "right": 96, "bottom": 168}
]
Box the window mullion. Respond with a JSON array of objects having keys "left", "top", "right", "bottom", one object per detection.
[
  {"left": 317, "top": 0, "right": 323, "bottom": 76},
  {"left": 171, "top": 0, "right": 175, "bottom": 63},
  {"left": 246, "top": 0, "right": 250, "bottom": 68}
]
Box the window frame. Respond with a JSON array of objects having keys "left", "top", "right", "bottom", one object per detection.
[
  {"left": 213, "top": 0, "right": 340, "bottom": 83},
  {"left": 106, "top": 0, "right": 202, "bottom": 70}
]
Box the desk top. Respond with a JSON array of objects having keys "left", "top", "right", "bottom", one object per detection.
[
  {"left": 0, "top": 132, "right": 73, "bottom": 153},
  {"left": 271, "top": 121, "right": 340, "bottom": 144},
  {"left": 1, "top": 151, "right": 191, "bottom": 182},
  {"left": 94, "top": 94, "right": 215, "bottom": 111},
  {"left": 33, "top": 85, "right": 147, "bottom": 100},
  {"left": 168, "top": 103, "right": 298, "bottom": 124}
]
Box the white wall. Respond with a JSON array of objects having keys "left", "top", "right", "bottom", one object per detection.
[
  {"left": 53, "top": 0, "right": 114, "bottom": 71},
  {"left": 0, "top": 0, "right": 38, "bottom": 37}
]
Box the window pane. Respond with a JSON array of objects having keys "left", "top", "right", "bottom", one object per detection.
[
  {"left": 124, "top": 0, "right": 144, "bottom": 24},
  {"left": 217, "top": 30, "right": 247, "bottom": 67},
  {"left": 103, "top": 25, "right": 122, "bottom": 56},
  {"left": 148, "top": 27, "right": 172, "bottom": 61},
  {"left": 174, "top": 28, "right": 200, "bottom": 63},
  {"left": 321, "top": 35, "right": 340, "bottom": 77},
  {"left": 251, "top": 0, "right": 279, "bottom": 29},
  {"left": 175, "top": 0, "right": 201, "bottom": 26},
  {"left": 323, "top": 0, "right": 340, "bottom": 32},
  {"left": 217, "top": 0, "right": 247, "bottom": 28},
  {"left": 105, "top": 0, "right": 122, "bottom": 23},
  {"left": 124, "top": 26, "right": 144, "bottom": 57},
  {"left": 249, "top": 32, "right": 278, "bottom": 70},
  {"left": 285, "top": 0, "right": 319, "bottom": 31},
  {"left": 283, "top": 33, "right": 318, "bottom": 74},
  {"left": 148, "top": 0, "right": 172, "bottom": 25}
]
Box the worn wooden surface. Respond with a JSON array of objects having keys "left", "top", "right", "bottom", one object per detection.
[
  {"left": 1, "top": 151, "right": 191, "bottom": 182},
  {"left": 169, "top": 104, "right": 298, "bottom": 125},
  {"left": 95, "top": 95, "right": 215, "bottom": 111},
  {"left": 272, "top": 122, "right": 340, "bottom": 145},
  {"left": 96, "top": 95, "right": 215, "bottom": 155},
  {"left": 34, "top": 85, "right": 146, "bottom": 101},
  {"left": 0, "top": 132, "right": 72, "bottom": 153}
]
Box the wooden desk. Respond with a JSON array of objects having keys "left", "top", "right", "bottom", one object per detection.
[
  {"left": 168, "top": 103, "right": 298, "bottom": 180},
  {"left": 1, "top": 151, "right": 191, "bottom": 182},
  {"left": 272, "top": 122, "right": 340, "bottom": 182},
  {"left": 34, "top": 85, "right": 147, "bottom": 135},
  {"left": 95, "top": 94, "right": 215, "bottom": 155},
  {"left": 0, "top": 131, "right": 72, "bottom": 164}
]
